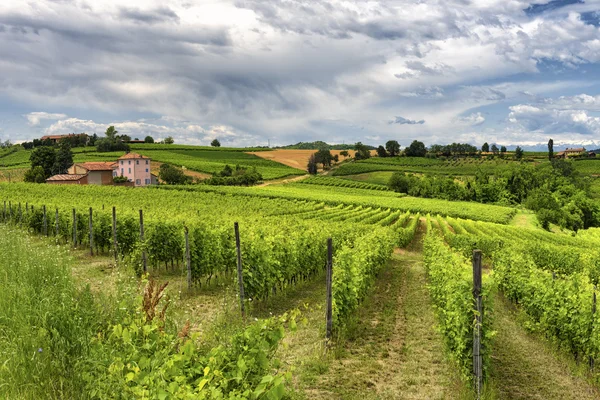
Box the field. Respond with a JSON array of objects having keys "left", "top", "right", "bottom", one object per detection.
[
  {"left": 248, "top": 149, "right": 376, "bottom": 170},
  {"left": 0, "top": 145, "right": 306, "bottom": 180},
  {"left": 3, "top": 147, "right": 600, "bottom": 399}
]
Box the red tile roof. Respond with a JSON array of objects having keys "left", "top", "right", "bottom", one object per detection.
[
  {"left": 46, "top": 174, "right": 87, "bottom": 181},
  {"left": 118, "top": 152, "right": 149, "bottom": 160},
  {"left": 74, "top": 162, "right": 117, "bottom": 171}
]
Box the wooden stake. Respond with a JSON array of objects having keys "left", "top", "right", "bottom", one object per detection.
[
  {"left": 472, "top": 249, "right": 483, "bottom": 399},
  {"left": 88, "top": 207, "right": 94, "bottom": 256},
  {"left": 18, "top": 203, "right": 22, "bottom": 227},
  {"left": 55, "top": 208, "right": 59, "bottom": 238},
  {"left": 112, "top": 206, "right": 118, "bottom": 265},
  {"left": 139, "top": 209, "right": 147, "bottom": 272},
  {"left": 234, "top": 222, "right": 245, "bottom": 317},
  {"left": 326, "top": 237, "right": 333, "bottom": 340},
  {"left": 185, "top": 226, "right": 191, "bottom": 290},
  {"left": 43, "top": 205, "right": 47, "bottom": 236},
  {"left": 8, "top": 201, "right": 11, "bottom": 222},
  {"left": 72, "top": 208, "right": 77, "bottom": 248},
  {"left": 3, "top": 200, "right": 5, "bottom": 222}
]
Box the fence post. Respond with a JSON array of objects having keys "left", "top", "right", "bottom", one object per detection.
[
  {"left": 8, "top": 201, "right": 11, "bottom": 222},
  {"left": 3, "top": 200, "right": 5, "bottom": 222},
  {"left": 18, "top": 203, "right": 22, "bottom": 227},
  {"left": 234, "top": 222, "right": 245, "bottom": 317},
  {"left": 112, "top": 206, "right": 118, "bottom": 265},
  {"left": 88, "top": 207, "right": 94, "bottom": 256},
  {"left": 326, "top": 237, "right": 333, "bottom": 340},
  {"left": 72, "top": 208, "right": 77, "bottom": 248},
  {"left": 592, "top": 285, "right": 597, "bottom": 371},
  {"left": 139, "top": 209, "right": 147, "bottom": 272},
  {"left": 55, "top": 208, "right": 59, "bottom": 238},
  {"left": 43, "top": 205, "right": 47, "bottom": 236},
  {"left": 185, "top": 226, "right": 191, "bottom": 290},
  {"left": 473, "top": 249, "right": 483, "bottom": 399}
]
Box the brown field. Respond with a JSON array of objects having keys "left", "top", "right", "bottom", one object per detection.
[
  {"left": 0, "top": 168, "right": 27, "bottom": 183},
  {"left": 247, "top": 149, "right": 376, "bottom": 171}
]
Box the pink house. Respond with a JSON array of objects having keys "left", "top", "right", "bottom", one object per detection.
[{"left": 114, "top": 153, "right": 157, "bottom": 186}]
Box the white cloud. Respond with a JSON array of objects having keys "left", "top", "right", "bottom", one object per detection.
[
  {"left": 456, "top": 112, "right": 486, "bottom": 126},
  {"left": 24, "top": 112, "right": 67, "bottom": 126}
]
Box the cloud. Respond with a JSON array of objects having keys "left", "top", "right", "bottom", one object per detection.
[
  {"left": 388, "top": 116, "right": 425, "bottom": 125},
  {"left": 524, "top": 0, "right": 584, "bottom": 17},
  {"left": 456, "top": 112, "right": 486, "bottom": 126},
  {"left": 508, "top": 104, "right": 600, "bottom": 136},
  {"left": 24, "top": 112, "right": 67, "bottom": 126},
  {"left": 119, "top": 7, "right": 180, "bottom": 24}
]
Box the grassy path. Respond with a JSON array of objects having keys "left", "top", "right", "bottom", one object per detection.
[
  {"left": 488, "top": 294, "right": 600, "bottom": 399},
  {"left": 289, "top": 228, "right": 466, "bottom": 399}
]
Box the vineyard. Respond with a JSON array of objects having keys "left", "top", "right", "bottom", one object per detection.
[{"left": 3, "top": 176, "right": 600, "bottom": 399}]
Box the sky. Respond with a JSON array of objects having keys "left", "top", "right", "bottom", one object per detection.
[{"left": 0, "top": 0, "right": 599, "bottom": 149}]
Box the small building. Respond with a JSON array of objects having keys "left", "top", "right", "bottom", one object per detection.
[
  {"left": 46, "top": 174, "right": 88, "bottom": 185},
  {"left": 40, "top": 134, "right": 83, "bottom": 145},
  {"left": 555, "top": 147, "right": 586, "bottom": 159},
  {"left": 68, "top": 162, "right": 116, "bottom": 185},
  {"left": 115, "top": 153, "right": 156, "bottom": 186}
]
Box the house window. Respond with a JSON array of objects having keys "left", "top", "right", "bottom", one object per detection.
[
  {"left": 145, "top": 168, "right": 149, "bottom": 173},
  {"left": 135, "top": 179, "right": 141, "bottom": 185},
  {"left": 146, "top": 160, "right": 149, "bottom": 165},
  {"left": 145, "top": 178, "right": 150, "bottom": 184},
  {"left": 120, "top": 161, "right": 123, "bottom": 165},
  {"left": 113, "top": 171, "right": 117, "bottom": 177},
  {"left": 128, "top": 160, "right": 131, "bottom": 165},
  {"left": 136, "top": 160, "right": 139, "bottom": 165},
  {"left": 128, "top": 168, "right": 131, "bottom": 173},
  {"left": 121, "top": 168, "right": 124, "bottom": 175}
]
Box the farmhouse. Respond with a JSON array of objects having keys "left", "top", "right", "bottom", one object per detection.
[
  {"left": 555, "top": 147, "right": 586, "bottom": 158},
  {"left": 114, "top": 153, "right": 158, "bottom": 186},
  {"left": 46, "top": 153, "right": 157, "bottom": 186},
  {"left": 40, "top": 134, "right": 83, "bottom": 145}
]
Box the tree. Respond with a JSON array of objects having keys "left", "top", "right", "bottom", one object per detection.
[
  {"left": 52, "top": 139, "right": 73, "bottom": 175},
  {"left": 388, "top": 172, "right": 411, "bottom": 193},
  {"left": 339, "top": 150, "right": 349, "bottom": 159},
  {"left": 105, "top": 126, "right": 118, "bottom": 140},
  {"left": 354, "top": 142, "right": 371, "bottom": 160},
  {"left": 515, "top": 146, "right": 523, "bottom": 160},
  {"left": 481, "top": 142, "right": 489, "bottom": 153},
  {"left": 164, "top": 136, "right": 175, "bottom": 144},
  {"left": 159, "top": 164, "right": 190, "bottom": 184},
  {"left": 491, "top": 144, "right": 499, "bottom": 154},
  {"left": 119, "top": 135, "right": 131, "bottom": 142},
  {"left": 23, "top": 166, "right": 47, "bottom": 183},
  {"left": 500, "top": 145, "right": 507, "bottom": 154},
  {"left": 30, "top": 146, "right": 56, "bottom": 178},
  {"left": 405, "top": 140, "right": 427, "bottom": 157},
  {"left": 376, "top": 145, "right": 388, "bottom": 158},
  {"left": 314, "top": 149, "right": 334, "bottom": 168},
  {"left": 211, "top": 139, "right": 221, "bottom": 147},
  {"left": 144, "top": 136, "right": 154, "bottom": 144},
  {"left": 548, "top": 138, "right": 554, "bottom": 161},
  {"left": 307, "top": 154, "right": 318, "bottom": 174},
  {"left": 385, "top": 140, "right": 400, "bottom": 156}
]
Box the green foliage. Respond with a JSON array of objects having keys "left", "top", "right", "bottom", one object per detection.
[
  {"left": 159, "top": 163, "right": 192, "bottom": 185},
  {"left": 52, "top": 139, "right": 74, "bottom": 175},
  {"left": 164, "top": 136, "right": 175, "bottom": 144},
  {"left": 23, "top": 166, "right": 47, "bottom": 183},
  {"left": 481, "top": 142, "right": 489, "bottom": 153},
  {"left": 514, "top": 146, "right": 523, "bottom": 160},
  {"left": 548, "top": 138, "right": 554, "bottom": 160},
  {"left": 353, "top": 142, "right": 371, "bottom": 160},
  {"left": 205, "top": 165, "right": 263, "bottom": 186},
  {"left": 299, "top": 176, "right": 389, "bottom": 191},
  {"left": 405, "top": 140, "right": 427, "bottom": 157},
  {"left": 376, "top": 145, "right": 387, "bottom": 158},
  {"left": 307, "top": 154, "right": 317, "bottom": 175},
  {"left": 144, "top": 136, "right": 155, "bottom": 144},
  {"left": 30, "top": 146, "right": 56, "bottom": 178},
  {"left": 422, "top": 221, "right": 494, "bottom": 382},
  {"left": 314, "top": 149, "right": 334, "bottom": 167},
  {"left": 385, "top": 140, "right": 400, "bottom": 156},
  {"left": 211, "top": 139, "right": 221, "bottom": 147}
]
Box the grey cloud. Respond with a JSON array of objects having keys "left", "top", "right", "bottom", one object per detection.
[
  {"left": 119, "top": 7, "right": 180, "bottom": 24},
  {"left": 524, "top": 0, "right": 584, "bottom": 17},
  {"left": 388, "top": 116, "right": 425, "bottom": 125}
]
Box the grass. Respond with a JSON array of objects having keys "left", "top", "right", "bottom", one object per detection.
[
  {"left": 509, "top": 210, "right": 538, "bottom": 229},
  {"left": 488, "top": 293, "right": 600, "bottom": 399},
  {"left": 339, "top": 171, "right": 395, "bottom": 186}
]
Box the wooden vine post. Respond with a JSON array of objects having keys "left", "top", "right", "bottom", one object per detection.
[
  {"left": 42, "top": 205, "right": 47, "bottom": 236},
  {"left": 112, "top": 207, "right": 118, "bottom": 265},
  {"left": 139, "top": 209, "right": 147, "bottom": 272},
  {"left": 326, "top": 237, "right": 333, "bottom": 341},
  {"left": 55, "top": 208, "right": 59, "bottom": 239},
  {"left": 472, "top": 249, "right": 483, "bottom": 398},
  {"left": 592, "top": 285, "right": 597, "bottom": 371},
  {"left": 18, "top": 203, "right": 22, "bottom": 227},
  {"left": 234, "top": 222, "right": 246, "bottom": 317},
  {"left": 3, "top": 200, "right": 5, "bottom": 222},
  {"left": 72, "top": 208, "right": 77, "bottom": 248},
  {"left": 88, "top": 207, "right": 94, "bottom": 256},
  {"left": 8, "top": 201, "right": 11, "bottom": 222},
  {"left": 185, "top": 226, "right": 191, "bottom": 290}
]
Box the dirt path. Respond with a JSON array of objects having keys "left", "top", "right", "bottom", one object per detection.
[
  {"left": 292, "top": 225, "right": 465, "bottom": 399},
  {"left": 256, "top": 174, "right": 310, "bottom": 187},
  {"left": 489, "top": 294, "right": 600, "bottom": 399}
]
